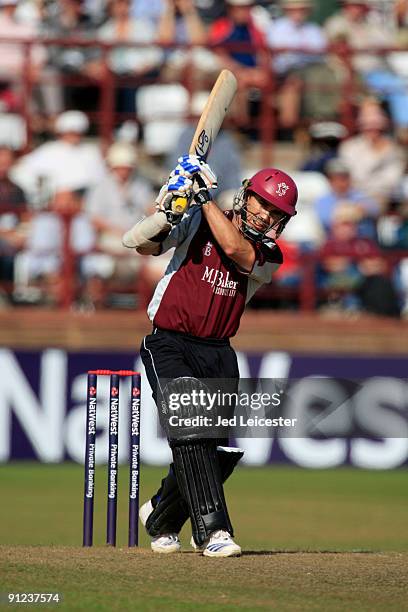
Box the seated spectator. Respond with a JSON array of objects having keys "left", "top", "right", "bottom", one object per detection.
[
  {"left": 14, "top": 110, "right": 106, "bottom": 204},
  {"left": 319, "top": 209, "right": 400, "bottom": 316},
  {"left": 0, "top": 0, "right": 46, "bottom": 113},
  {"left": 356, "top": 254, "right": 401, "bottom": 317},
  {"left": 267, "top": 0, "right": 330, "bottom": 128},
  {"left": 41, "top": 0, "right": 100, "bottom": 113},
  {"left": 338, "top": 102, "right": 406, "bottom": 208},
  {"left": 268, "top": 0, "right": 326, "bottom": 75},
  {"left": 208, "top": 0, "right": 268, "bottom": 90},
  {"left": 314, "top": 157, "right": 379, "bottom": 239},
  {"left": 0, "top": 146, "right": 29, "bottom": 288},
  {"left": 319, "top": 211, "right": 379, "bottom": 311},
  {"left": 157, "top": 0, "right": 212, "bottom": 80},
  {"left": 301, "top": 121, "right": 348, "bottom": 173},
  {"left": 94, "top": 0, "right": 163, "bottom": 113},
  {"left": 83, "top": 141, "right": 156, "bottom": 308},
  {"left": 157, "top": 0, "right": 206, "bottom": 47},
  {"left": 325, "top": 0, "right": 408, "bottom": 135},
  {"left": 85, "top": 141, "right": 151, "bottom": 263},
  {"left": 15, "top": 189, "right": 95, "bottom": 306},
  {"left": 86, "top": 141, "right": 153, "bottom": 245}
]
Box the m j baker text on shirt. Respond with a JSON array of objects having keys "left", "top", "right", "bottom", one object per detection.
[{"left": 201, "top": 266, "right": 239, "bottom": 297}]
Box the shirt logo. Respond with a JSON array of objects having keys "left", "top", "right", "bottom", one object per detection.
[
  {"left": 201, "top": 266, "right": 238, "bottom": 297},
  {"left": 204, "top": 242, "right": 213, "bottom": 256},
  {"left": 276, "top": 182, "right": 289, "bottom": 197}
]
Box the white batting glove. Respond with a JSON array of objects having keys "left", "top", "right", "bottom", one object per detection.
[
  {"left": 155, "top": 175, "right": 193, "bottom": 224},
  {"left": 170, "top": 155, "right": 218, "bottom": 191}
]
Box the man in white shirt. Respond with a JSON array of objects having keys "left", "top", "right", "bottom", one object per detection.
[
  {"left": 14, "top": 111, "right": 106, "bottom": 204},
  {"left": 267, "top": 0, "right": 326, "bottom": 75},
  {"left": 85, "top": 141, "right": 153, "bottom": 254}
]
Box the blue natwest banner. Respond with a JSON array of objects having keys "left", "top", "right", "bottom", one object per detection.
[{"left": 0, "top": 349, "right": 407, "bottom": 468}]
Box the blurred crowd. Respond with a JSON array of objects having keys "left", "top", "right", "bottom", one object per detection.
[{"left": 0, "top": 0, "right": 407, "bottom": 317}]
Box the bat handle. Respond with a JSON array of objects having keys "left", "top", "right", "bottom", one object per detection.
[{"left": 171, "top": 196, "right": 189, "bottom": 215}]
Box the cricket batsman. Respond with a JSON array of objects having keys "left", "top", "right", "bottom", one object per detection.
[{"left": 123, "top": 155, "right": 298, "bottom": 557}]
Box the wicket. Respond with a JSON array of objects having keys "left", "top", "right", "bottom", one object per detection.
[{"left": 83, "top": 369, "right": 141, "bottom": 547}]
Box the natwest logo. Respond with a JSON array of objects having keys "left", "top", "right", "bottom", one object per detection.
[{"left": 201, "top": 266, "right": 238, "bottom": 297}]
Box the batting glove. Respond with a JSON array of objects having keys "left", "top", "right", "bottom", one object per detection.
[
  {"left": 171, "top": 155, "right": 218, "bottom": 191},
  {"left": 155, "top": 175, "right": 193, "bottom": 224}
]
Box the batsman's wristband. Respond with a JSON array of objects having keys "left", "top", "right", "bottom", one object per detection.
[{"left": 194, "top": 189, "right": 212, "bottom": 206}]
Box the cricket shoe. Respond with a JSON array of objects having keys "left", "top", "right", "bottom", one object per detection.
[
  {"left": 139, "top": 500, "right": 181, "bottom": 554},
  {"left": 202, "top": 530, "right": 242, "bottom": 558}
]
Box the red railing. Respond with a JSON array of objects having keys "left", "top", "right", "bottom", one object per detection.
[{"left": 0, "top": 36, "right": 380, "bottom": 152}]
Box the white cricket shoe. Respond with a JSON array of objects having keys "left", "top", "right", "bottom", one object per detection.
[
  {"left": 202, "top": 530, "right": 242, "bottom": 558},
  {"left": 139, "top": 499, "right": 181, "bottom": 554},
  {"left": 151, "top": 533, "right": 181, "bottom": 554}
]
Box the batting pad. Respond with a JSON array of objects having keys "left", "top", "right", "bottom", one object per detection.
[
  {"left": 146, "top": 446, "right": 244, "bottom": 537},
  {"left": 171, "top": 440, "right": 234, "bottom": 546}
]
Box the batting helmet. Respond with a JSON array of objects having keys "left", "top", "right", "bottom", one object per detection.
[{"left": 246, "top": 169, "right": 298, "bottom": 217}]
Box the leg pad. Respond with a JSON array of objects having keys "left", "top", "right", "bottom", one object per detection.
[{"left": 171, "top": 439, "right": 233, "bottom": 546}]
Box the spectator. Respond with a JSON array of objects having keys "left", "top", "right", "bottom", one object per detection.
[
  {"left": 86, "top": 141, "right": 153, "bottom": 251},
  {"left": 14, "top": 110, "right": 106, "bottom": 204},
  {"left": 314, "top": 157, "right": 379, "bottom": 238},
  {"left": 157, "top": 0, "right": 212, "bottom": 80},
  {"left": 82, "top": 141, "right": 154, "bottom": 308},
  {"left": 0, "top": 146, "right": 29, "bottom": 287},
  {"left": 95, "top": 0, "right": 163, "bottom": 112},
  {"left": 0, "top": 0, "right": 46, "bottom": 113},
  {"left": 42, "top": 0, "right": 100, "bottom": 112},
  {"left": 15, "top": 188, "right": 95, "bottom": 306},
  {"left": 338, "top": 102, "right": 406, "bottom": 208},
  {"left": 157, "top": 0, "right": 206, "bottom": 45},
  {"left": 325, "top": 0, "right": 408, "bottom": 134},
  {"left": 267, "top": 0, "right": 329, "bottom": 128},
  {"left": 301, "top": 121, "right": 348, "bottom": 172},
  {"left": 208, "top": 0, "right": 268, "bottom": 90},
  {"left": 356, "top": 255, "right": 401, "bottom": 318},
  {"left": 268, "top": 0, "right": 326, "bottom": 75},
  {"left": 318, "top": 210, "right": 382, "bottom": 312}
]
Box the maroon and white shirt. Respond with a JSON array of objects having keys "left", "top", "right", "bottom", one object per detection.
[{"left": 148, "top": 208, "right": 282, "bottom": 338}]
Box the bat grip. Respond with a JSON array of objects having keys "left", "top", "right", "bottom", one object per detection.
[{"left": 171, "top": 196, "right": 189, "bottom": 215}]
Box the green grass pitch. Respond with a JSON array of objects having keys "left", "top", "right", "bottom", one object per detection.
[{"left": 1, "top": 463, "right": 407, "bottom": 611}]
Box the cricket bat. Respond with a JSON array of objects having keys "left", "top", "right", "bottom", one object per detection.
[{"left": 171, "top": 69, "right": 238, "bottom": 215}]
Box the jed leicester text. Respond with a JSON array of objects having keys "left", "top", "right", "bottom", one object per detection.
[{"left": 168, "top": 415, "right": 297, "bottom": 428}]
